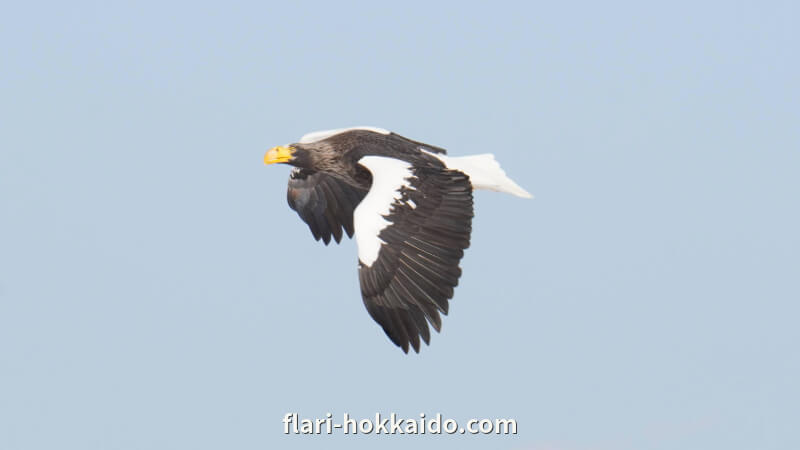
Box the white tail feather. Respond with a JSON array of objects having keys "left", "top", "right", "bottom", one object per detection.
[{"left": 426, "top": 152, "right": 533, "bottom": 198}]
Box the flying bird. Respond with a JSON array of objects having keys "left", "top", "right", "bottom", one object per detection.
[{"left": 264, "top": 127, "right": 531, "bottom": 353}]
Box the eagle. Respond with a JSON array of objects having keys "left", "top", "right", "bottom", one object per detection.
[{"left": 264, "top": 127, "right": 531, "bottom": 353}]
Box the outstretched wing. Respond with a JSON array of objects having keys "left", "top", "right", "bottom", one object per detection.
[
  {"left": 287, "top": 168, "right": 368, "bottom": 245},
  {"left": 354, "top": 156, "right": 474, "bottom": 353}
]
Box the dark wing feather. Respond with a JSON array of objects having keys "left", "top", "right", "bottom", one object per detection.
[
  {"left": 287, "top": 168, "right": 368, "bottom": 245},
  {"left": 358, "top": 167, "right": 473, "bottom": 353},
  {"left": 320, "top": 130, "right": 449, "bottom": 164}
]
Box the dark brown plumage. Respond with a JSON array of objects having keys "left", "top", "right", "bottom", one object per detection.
[{"left": 265, "top": 127, "right": 531, "bottom": 353}]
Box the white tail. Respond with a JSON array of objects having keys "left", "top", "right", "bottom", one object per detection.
[{"left": 426, "top": 152, "right": 533, "bottom": 198}]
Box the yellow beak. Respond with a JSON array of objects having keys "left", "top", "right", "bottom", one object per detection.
[{"left": 264, "top": 145, "right": 295, "bottom": 165}]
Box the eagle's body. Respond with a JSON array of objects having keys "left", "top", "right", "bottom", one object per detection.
[{"left": 265, "top": 127, "right": 531, "bottom": 353}]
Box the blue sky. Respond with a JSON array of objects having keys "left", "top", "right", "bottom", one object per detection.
[{"left": 1, "top": 1, "right": 798, "bottom": 449}]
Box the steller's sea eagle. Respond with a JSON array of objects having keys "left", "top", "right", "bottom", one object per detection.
[{"left": 264, "top": 127, "right": 531, "bottom": 353}]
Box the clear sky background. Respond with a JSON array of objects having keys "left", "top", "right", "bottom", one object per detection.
[{"left": 1, "top": 2, "right": 798, "bottom": 449}]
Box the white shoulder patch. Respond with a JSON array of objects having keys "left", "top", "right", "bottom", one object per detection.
[
  {"left": 353, "top": 156, "right": 414, "bottom": 267},
  {"left": 298, "top": 126, "right": 390, "bottom": 144}
]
